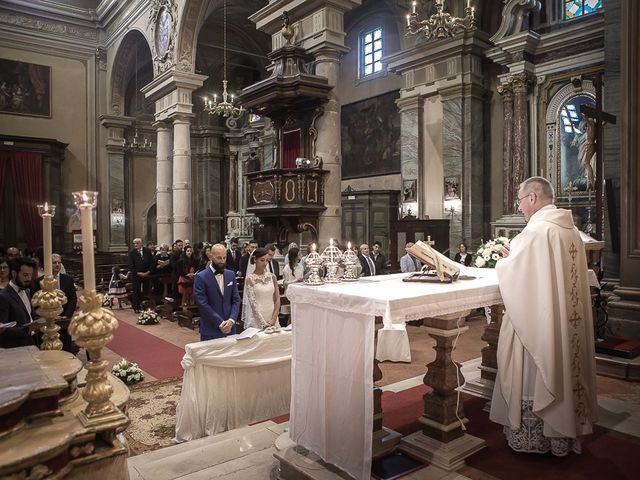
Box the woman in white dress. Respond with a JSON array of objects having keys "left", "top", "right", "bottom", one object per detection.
[{"left": 242, "top": 248, "right": 281, "bottom": 329}]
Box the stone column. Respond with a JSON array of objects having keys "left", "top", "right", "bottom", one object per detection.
[
  {"left": 510, "top": 73, "right": 534, "bottom": 193},
  {"left": 498, "top": 82, "right": 514, "bottom": 214},
  {"left": 313, "top": 46, "right": 343, "bottom": 245},
  {"left": 397, "top": 96, "right": 423, "bottom": 216},
  {"left": 155, "top": 121, "right": 173, "bottom": 246},
  {"left": 171, "top": 114, "right": 193, "bottom": 242},
  {"left": 229, "top": 151, "right": 238, "bottom": 213}
]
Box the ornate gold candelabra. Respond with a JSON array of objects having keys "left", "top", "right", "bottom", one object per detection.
[
  {"left": 407, "top": 0, "right": 475, "bottom": 40},
  {"left": 68, "top": 190, "right": 127, "bottom": 430},
  {"left": 32, "top": 203, "right": 67, "bottom": 351}
]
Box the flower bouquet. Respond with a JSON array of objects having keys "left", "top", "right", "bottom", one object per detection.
[
  {"left": 112, "top": 359, "right": 144, "bottom": 385},
  {"left": 472, "top": 237, "right": 510, "bottom": 268},
  {"left": 137, "top": 309, "right": 159, "bottom": 325}
]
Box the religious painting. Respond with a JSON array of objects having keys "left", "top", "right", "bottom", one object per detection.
[
  {"left": 402, "top": 179, "right": 417, "bottom": 202},
  {"left": 444, "top": 176, "right": 460, "bottom": 200},
  {"left": 341, "top": 91, "right": 401, "bottom": 179},
  {"left": 0, "top": 59, "right": 51, "bottom": 118}
]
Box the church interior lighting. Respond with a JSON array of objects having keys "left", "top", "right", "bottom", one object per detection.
[
  {"left": 406, "top": 0, "right": 475, "bottom": 40},
  {"left": 122, "top": 45, "right": 153, "bottom": 152}
]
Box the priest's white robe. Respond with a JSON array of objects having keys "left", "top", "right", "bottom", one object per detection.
[{"left": 490, "top": 205, "right": 598, "bottom": 444}]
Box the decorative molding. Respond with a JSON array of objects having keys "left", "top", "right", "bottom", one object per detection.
[
  {"left": 0, "top": 10, "right": 98, "bottom": 41},
  {"left": 148, "top": 0, "right": 178, "bottom": 76},
  {"left": 95, "top": 47, "right": 107, "bottom": 71},
  {"left": 490, "top": 0, "right": 542, "bottom": 43}
]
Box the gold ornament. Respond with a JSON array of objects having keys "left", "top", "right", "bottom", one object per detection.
[{"left": 31, "top": 275, "right": 67, "bottom": 351}]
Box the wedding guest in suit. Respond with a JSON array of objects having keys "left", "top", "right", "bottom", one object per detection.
[
  {"left": 194, "top": 243, "right": 241, "bottom": 341},
  {"left": 32, "top": 253, "right": 78, "bottom": 353},
  {"left": 128, "top": 238, "right": 154, "bottom": 313},
  {"left": 239, "top": 239, "right": 258, "bottom": 278},
  {"left": 358, "top": 244, "right": 377, "bottom": 276},
  {"left": 5, "top": 246, "right": 20, "bottom": 260},
  {"left": 400, "top": 242, "right": 422, "bottom": 272},
  {"left": 454, "top": 242, "right": 472, "bottom": 266},
  {"left": 0, "top": 256, "right": 40, "bottom": 348},
  {"left": 371, "top": 241, "right": 388, "bottom": 275},
  {"left": 0, "top": 257, "right": 9, "bottom": 289},
  {"left": 226, "top": 237, "right": 241, "bottom": 275},
  {"left": 265, "top": 243, "right": 281, "bottom": 279}
]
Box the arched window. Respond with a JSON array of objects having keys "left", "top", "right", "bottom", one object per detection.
[{"left": 360, "top": 27, "right": 383, "bottom": 78}]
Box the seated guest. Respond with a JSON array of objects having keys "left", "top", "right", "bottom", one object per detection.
[
  {"left": 371, "top": 241, "right": 388, "bottom": 275},
  {"left": 454, "top": 242, "right": 472, "bottom": 266},
  {"left": 154, "top": 243, "right": 172, "bottom": 273},
  {"left": 358, "top": 244, "right": 377, "bottom": 276},
  {"left": 0, "top": 256, "right": 39, "bottom": 348},
  {"left": 193, "top": 244, "right": 240, "bottom": 341},
  {"left": 32, "top": 254, "right": 78, "bottom": 353},
  {"left": 242, "top": 248, "right": 280, "bottom": 329},
  {"left": 282, "top": 247, "right": 303, "bottom": 294},
  {"left": 400, "top": 242, "right": 422, "bottom": 272}
]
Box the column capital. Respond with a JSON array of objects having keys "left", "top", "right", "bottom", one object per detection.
[
  {"left": 497, "top": 82, "right": 514, "bottom": 100},
  {"left": 508, "top": 72, "right": 536, "bottom": 93},
  {"left": 169, "top": 113, "right": 194, "bottom": 124},
  {"left": 396, "top": 95, "right": 424, "bottom": 112},
  {"left": 153, "top": 120, "right": 172, "bottom": 131}
]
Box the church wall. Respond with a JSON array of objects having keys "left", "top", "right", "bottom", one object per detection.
[
  {"left": 423, "top": 95, "right": 444, "bottom": 220},
  {"left": 0, "top": 47, "right": 89, "bottom": 195},
  {"left": 340, "top": 174, "right": 401, "bottom": 192},
  {"left": 129, "top": 153, "right": 157, "bottom": 243},
  {"left": 488, "top": 69, "right": 504, "bottom": 225}
]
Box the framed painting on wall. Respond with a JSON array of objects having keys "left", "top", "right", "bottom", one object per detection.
[
  {"left": 341, "top": 90, "right": 401, "bottom": 179},
  {"left": 0, "top": 59, "right": 51, "bottom": 118}
]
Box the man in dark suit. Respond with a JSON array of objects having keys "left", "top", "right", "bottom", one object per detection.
[
  {"left": 358, "top": 244, "right": 377, "bottom": 276},
  {"left": 194, "top": 243, "right": 241, "bottom": 341},
  {"left": 128, "top": 238, "right": 154, "bottom": 313},
  {"left": 32, "top": 253, "right": 78, "bottom": 353},
  {"left": 371, "top": 241, "right": 388, "bottom": 275},
  {"left": 265, "top": 243, "right": 281, "bottom": 279},
  {"left": 0, "top": 256, "right": 40, "bottom": 348},
  {"left": 239, "top": 239, "right": 258, "bottom": 278},
  {"left": 226, "top": 237, "right": 241, "bottom": 275}
]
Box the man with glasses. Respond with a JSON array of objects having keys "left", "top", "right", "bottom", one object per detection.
[{"left": 490, "top": 176, "right": 597, "bottom": 456}]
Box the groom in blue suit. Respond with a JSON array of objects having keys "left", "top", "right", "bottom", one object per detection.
[{"left": 194, "top": 244, "right": 241, "bottom": 341}]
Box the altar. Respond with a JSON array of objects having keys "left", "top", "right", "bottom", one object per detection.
[{"left": 286, "top": 269, "right": 502, "bottom": 480}]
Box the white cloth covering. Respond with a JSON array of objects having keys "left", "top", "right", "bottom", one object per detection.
[
  {"left": 287, "top": 271, "right": 501, "bottom": 480},
  {"left": 376, "top": 323, "right": 411, "bottom": 362},
  {"left": 490, "top": 205, "right": 598, "bottom": 442},
  {"left": 174, "top": 330, "right": 292, "bottom": 442}
]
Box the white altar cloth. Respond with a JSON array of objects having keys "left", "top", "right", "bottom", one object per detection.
[
  {"left": 287, "top": 268, "right": 501, "bottom": 480},
  {"left": 175, "top": 330, "right": 292, "bottom": 442},
  {"left": 376, "top": 323, "right": 411, "bottom": 362}
]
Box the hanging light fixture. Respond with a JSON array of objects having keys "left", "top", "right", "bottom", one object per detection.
[
  {"left": 406, "top": 0, "right": 475, "bottom": 40},
  {"left": 203, "top": 0, "right": 244, "bottom": 118},
  {"left": 123, "top": 45, "right": 153, "bottom": 152}
]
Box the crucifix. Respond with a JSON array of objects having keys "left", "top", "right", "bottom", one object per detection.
[
  {"left": 426, "top": 235, "right": 435, "bottom": 247},
  {"left": 580, "top": 73, "right": 617, "bottom": 240}
]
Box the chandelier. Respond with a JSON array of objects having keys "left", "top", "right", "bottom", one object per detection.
[
  {"left": 203, "top": 0, "right": 243, "bottom": 118},
  {"left": 406, "top": 0, "right": 475, "bottom": 40},
  {"left": 123, "top": 45, "right": 153, "bottom": 152}
]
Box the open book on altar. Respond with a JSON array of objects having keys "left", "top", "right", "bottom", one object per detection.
[{"left": 407, "top": 240, "right": 460, "bottom": 282}]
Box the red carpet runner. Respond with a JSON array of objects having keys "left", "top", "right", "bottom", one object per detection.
[{"left": 108, "top": 320, "right": 185, "bottom": 379}]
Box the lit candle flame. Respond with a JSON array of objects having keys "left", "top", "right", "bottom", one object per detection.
[
  {"left": 330, "top": 238, "right": 334, "bottom": 246},
  {"left": 347, "top": 241, "right": 351, "bottom": 249},
  {"left": 44, "top": 201, "right": 49, "bottom": 213},
  {"left": 312, "top": 243, "right": 316, "bottom": 252}
]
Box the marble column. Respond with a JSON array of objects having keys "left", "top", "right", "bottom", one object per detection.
[
  {"left": 314, "top": 47, "right": 342, "bottom": 245},
  {"left": 155, "top": 121, "right": 173, "bottom": 246},
  {"left": 171, "top": 114, "right": 193, "bottom": 242},
  {"left": 229, "top": 151, "right": 238, "bottom": 213},
  {"left": 398, "top": 96, "right": 423, "bottom": 216},
  {"left": 498, "top": 82, "right": 515, "bottom": 214},
  {"left": 511, "top": 73, "right": 534, "bottom": 193}
]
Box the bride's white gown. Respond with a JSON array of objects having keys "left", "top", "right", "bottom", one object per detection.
[{"left": 243, "top": 272, "right": 279, "bottom": 329}]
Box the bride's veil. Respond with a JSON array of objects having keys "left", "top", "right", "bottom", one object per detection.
[{"left": 241, "top": 250, "right": 257, "bottom": 327}]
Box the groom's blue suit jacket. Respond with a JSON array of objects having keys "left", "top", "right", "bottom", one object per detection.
[{"left": 193, "top": 267, "right": 241, "bottom": 341}]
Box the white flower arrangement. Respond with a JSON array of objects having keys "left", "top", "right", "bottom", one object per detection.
[
  {"left": 137, "top": 309, "right": 159, "bottom": 325},
  {"left": 111, "top": 359, "right": 144, "bottom": 385},
  {"left": 473, "top": 237, "right": 510, "bottom": 268}
]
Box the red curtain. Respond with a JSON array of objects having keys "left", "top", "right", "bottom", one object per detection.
[
  {"left": 282, "top": 130, "right": 301, "bottom": 169},
  {"left": 10, "top": 151, "right": 43, "bottom": 248},
  {"left": 0, "top": 151, "right": 7, "bottom": 207}
]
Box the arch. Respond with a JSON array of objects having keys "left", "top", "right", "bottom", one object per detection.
[
  {"left": 110, "top": 29, "right": 154, "bottom": 115},
  {"left": 142, "top": 198, "right": 157, "bottom": 244},
  {"left": 175, "top": 0, "right": 208, "bottom": 73}
]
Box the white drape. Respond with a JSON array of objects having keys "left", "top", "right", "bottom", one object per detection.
[
  {"left": 290, "top": 303, "right": 374, "bottom": 480},
  {"left": 175, "top": 331, "right": 292, "bottom": 442}
]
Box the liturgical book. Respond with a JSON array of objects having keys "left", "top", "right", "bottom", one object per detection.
[{"left": 407, "top": 240, "right": 460, "bottom": 282}]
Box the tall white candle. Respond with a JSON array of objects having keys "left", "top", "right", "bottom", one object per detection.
[
  {"left": 74, "top": 191, "right": 98, "bottom": 292},
  {"left": 412, "top": 1, "right": 416, "bottom": 14},
  {"left": 40, "top": 203, "right": 53, "bottom": 277}
]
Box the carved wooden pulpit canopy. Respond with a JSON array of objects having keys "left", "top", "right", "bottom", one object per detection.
[{"left": 239, "top": 13, "right": 332, "bottom": 247}]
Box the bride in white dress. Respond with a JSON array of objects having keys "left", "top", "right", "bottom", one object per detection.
[{"left": 242, "top": 247, "right": 281, "bottom": 329}]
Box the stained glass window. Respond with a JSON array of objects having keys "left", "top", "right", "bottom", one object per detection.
[
  {"left": 565, "top": 0, "right": 603, "bottom": 21},
  {"left": 361, "top": 28, "right": 383, "bottom": 77}
]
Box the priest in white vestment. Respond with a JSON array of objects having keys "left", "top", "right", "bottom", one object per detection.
[{"left": 490, "top": 176, "right": 598, "bottom": 456}]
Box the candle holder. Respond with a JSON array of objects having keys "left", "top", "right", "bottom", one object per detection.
[
  {"left": 321, "top": 240, "right": 343, "bottom": 284},
  {"left": 341, "top": 244, "right": 360, "bottom": 282},
  {"left": 304, "top": 246, "right": 325, "bottom": 286},
  {"left": 32, "top": 203, "right": 67, "bottom": 351}
]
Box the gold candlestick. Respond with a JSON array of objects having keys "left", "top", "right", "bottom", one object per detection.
[{"left": 32, "top": 203, "right": 67, "bottom": 351}]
